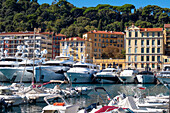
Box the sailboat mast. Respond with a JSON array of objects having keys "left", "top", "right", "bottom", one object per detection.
[{"left": 32, "top": 28, "right": 36, "bottom": 85}]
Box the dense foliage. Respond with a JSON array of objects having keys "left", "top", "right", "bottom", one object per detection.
[{"left": 0, "top": 0, "right": 170, "bottom": 37}]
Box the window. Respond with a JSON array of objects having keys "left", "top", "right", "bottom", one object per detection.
[
  {"left": 152, "top": 40, "right": 155, "bottom": 45},
  {"left": 81, "top": 48, "right": 83, "bottom": 53},
  {"left": 135, "top": 64, "right": 137, "bottom": 68},
  {"left": 141, "top": 56, "right": 144, "bottom": 61},
  {"left": 76, "top": 42, "right": 79, "bottom": 46},
  {"left": 67, "top": 42, "right": 69, "bottom": 46},
  {"left": 135, "top": 40, "right": 137, "bottom": 46},
  {"left": 135, "top": 56, "right": 137, "bottom": 61},
  {"left": 129, "top": 32, "right": 131, "bottom": 37},
  {"left": 147, "top": 40, "right": 149, "bottom": 46},
  {"left": 71, "top": 42, "right": 74, "bottom": 46},
  {"left": 141, "top": 64, "right": 144, "bottom": 68},
  {"left": 98, "top": 43, "right": 101, "bottom": 47},
  {"left": 95, "top": 34, "right": 97, "bottom": 37},
  {"left": 128, "top": 56, "right": 131, "bottom": 61},
  {"left": 103, "top": 34, "right": 104, "bottom": 37},
  {"left": 152, "top": 56, "right": 155, "bottom": 61},
  {"left": 81, "top": 42, "right": 84, "bottom": 46},
  {"left": 95, "top": 43, "right": 97, "bottom": 46},
  {"left": 146, "top": 48, "right": 149, "bottom": 53},
  {"left": 141, "top": 48, "right": 144, "bottom": 53},
  {"left": 157, "top": 56, "right": 160, "bottom": 61},
  {"left": 152, "top": 48, "right": 155, "bottom": 53},
  {"left": 62, "top": 42, "right": 64, "bottom": 46},
  {"left": 110, "top": 40, "right": 113, "bottom": 43},
  {"left": 117, "top": 44, "right": 119, "bottom": 47},
  {"left": 141, "top": 40, "right": 144, "bottom": 46},
  {"left": 142, "top": 32, "right": 144, "bottom": 37},
  {"left": 157, "top": 40, "right": 160, "bottom": 45},
  {"left": 158, "top": 32, "right": 160, "bottom": 37},
  {"left": 165, "top": 59, "right": 168, "bottom": 62},
  {"left": 152, "top": 64, "right": 155, "bottom": 68},
  {"left": 147, "top": 56, "right": 149, "bottom": 61},
  {"left": 128, "top": 48, "right": 131, "bottom": 53},
  {"left": 106, "top": 35, "right": 108, "bottom": 38},
  {"left": 152, "top": 32, "right": 155, "bottom": 37},
  {"left": 135, "top": 32, "right": 138, "bottom": 37},
  {"left": 106, "top": 39, "right": 108, "bottom": 43},
  {"left": 99, "top": 49, "right": 101, "bottom": 52},
  {"left": 128, "top": 40, "right": 131, "bottom": 46},
  {"left": 99, "top": 39, "right": 101, "bottom": 42},
  {"left": 147, "top": 32, "right": 149, "bottom": 37},
  {"left": 99, "top": 34, "right": 101, "bottom": 37},
  {"left": 157, "top": 48, "right": 160, "bottom": 53},
  {"left": 94, "top": 39, "right": 97, "bottom": 41},
  {"left": 135, "top": 48, "right": 137, "bottom": 53}
]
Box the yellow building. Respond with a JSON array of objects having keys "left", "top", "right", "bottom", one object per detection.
[
  {"left": 164, "top": 24, "right": 170, "bottom": 55},
  {"left": 125, "top": 24, "right": 163, "bottom": 71},
  {"left": 60, "top": 37, "right": 93, "bottom": 62},
  {"left": 83, "top": 30, "right": 124, "bottom": 59},
  {"left": 93, "top": 58, "right": 126, "bottom": 70}
]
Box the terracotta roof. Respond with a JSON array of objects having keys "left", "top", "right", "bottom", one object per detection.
[
  {"left": 140, "top": 28, "right": 163, "bottom": 32},
  {"left": 85, "top": 30, "right": 124, "bottom": 35},
  {"left": 0, "top": 32, "right": 66, "bottom": 37},
  {"left": 164, "top": 24, "right": 170, "bottom": 28},
  {"left": 60, "top": 37, "right": 85, "bottom": 41}
]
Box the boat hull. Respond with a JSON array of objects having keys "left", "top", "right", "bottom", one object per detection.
[
  {"left": 136, "top": 75, "right": 155, "bottom": 84},
  {"left": 67, "top": 72, "right": 94, "bottom": 83},
  {"left": 118, "top": 76, "right": 136, "bottom": 83},
  {"left": 95, "top": 75, "right": 119, "bottom": 84}
]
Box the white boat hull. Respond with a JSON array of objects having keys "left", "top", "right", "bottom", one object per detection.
[
  {"left": 136, "top": 75, "right": 155, "bottom": 84},
  {"left": 67, "top": 72, "right": 94, "bottom": 83},
  {"left": 118, "top": 76, "right": 136, "bottom": 83}
]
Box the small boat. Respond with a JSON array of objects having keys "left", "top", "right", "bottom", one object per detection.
[
  {"left": 95, "top": 68, "right": 120, "bottom": 84},
  {"left": 42, "top": 95, "right": 79, "bottom": 113},
  {"left": 0, "top": 86, "right": 25, "bottom": 105},
  {"left": 157, "top": 64, "right": 170, "bottom": 84},
  {"left": 118, "top": 68, "right": 138, "bottom": 83},
  {"left": 136, "top": 71, "right": 156, "bottom": 84}
]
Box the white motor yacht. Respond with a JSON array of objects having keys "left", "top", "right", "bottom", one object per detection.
[
  {"left": 42, "top": 95, "right": 79, "bottom": 113},
  {"left": 157, "top": 64, "right": 170, "bottom": 84},
  {"left": 95, "top": 68, "right": 120, "bottom": 83},
  {"left": 118, "top": 68, "right": 138, "bottom": 83},
  {"left": 34, "top": 56, "right": 75, "bottom": 82},
  {"left": 136, "top": 71, "right": 155, "bottom": 84},
  {"left": 66, "top": 62, "right": 99, "bottom": 83}
]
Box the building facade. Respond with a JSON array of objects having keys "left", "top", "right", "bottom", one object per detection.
[
  {"left": 0, "top": 30, "right": 66, "bottom": 59},
  {"left": 125, "top": 24, "right": 163, "bottom": 71},
  {"left": 83, "top": 30, "right": 124, "bottom": 59},
  {"left": 164, "top": 24, "right": 170, "bottom": 56},
  {"left": 60, "top": 37, "right": 93, "bottom": 62},
  {"left": 93, "top": 58, "right": 126, "bottom": 70}
]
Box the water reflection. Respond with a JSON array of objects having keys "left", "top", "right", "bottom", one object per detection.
[{"left": 1, "top": 84, "right": 169, "bottom": 113}]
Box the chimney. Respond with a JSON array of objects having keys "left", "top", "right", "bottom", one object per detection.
[{"left": 145, "top": 28, "right": 147, "bottom": 31}]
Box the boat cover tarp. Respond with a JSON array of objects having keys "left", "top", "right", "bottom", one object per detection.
[{"left": 95, "top": 106, "right": 118, "bottom": 113}]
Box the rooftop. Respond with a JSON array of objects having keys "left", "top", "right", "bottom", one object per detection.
[
  {"left": 140, "top": 28, "right": 163, "bottom": 32},
  {"left": 85, "top": 30, "right": 124, "bottom": 35},
  {"left": 0, "top": 32, "right": 66, "bottom": 36},
  {"left": 60, "top": 37, "right": 85, "bottom": 41},
  {"left": 164, "top": 24, "right": 170, "bottom": 28}
]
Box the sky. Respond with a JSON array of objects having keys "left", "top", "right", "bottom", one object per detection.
[{"left": 38, "top": 0, "right": 170, "bottom": 9}]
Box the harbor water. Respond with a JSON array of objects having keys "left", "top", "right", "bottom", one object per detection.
[{"left": 1, "top": 83, "right": 169, "bottom": 113}]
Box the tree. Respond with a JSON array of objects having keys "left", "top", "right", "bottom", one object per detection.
[{"left": 98, "top": 19, "right": 102, "bottom": 30}]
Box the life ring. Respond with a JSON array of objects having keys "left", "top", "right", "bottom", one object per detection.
[{"left": 53, "top": 102, "right": 65, "bottom": 106}]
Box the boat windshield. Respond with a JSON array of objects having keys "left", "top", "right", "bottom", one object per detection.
[
  {"left": 102, "top": 70, "right": 115, "bottom": 72},
  {"left": 19, "top": 64, "right": 38, "bottom": 67},
  {"left": 0, "top": 65, "right": 16, "bottom": 67},
  {"left": 164, "top": 66, "right": 170, "bottom": 71},
  {"left": 43, "top": 110, "right": 59, "bottom": 113},
  {"left": 73, "top": 65, "right": 89, "bottom": 68},
  {"left": 0, "top": 58, "right": 23, "bottom": 62},
  {"left": 0, "top": 89, "right": 13, "bottom": 95},
  {"left": 138, "top": 71, "right": 153, "bottom": 75},
  {"left": 42, "top": 63, "right": 60, "bottom": 66}
]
